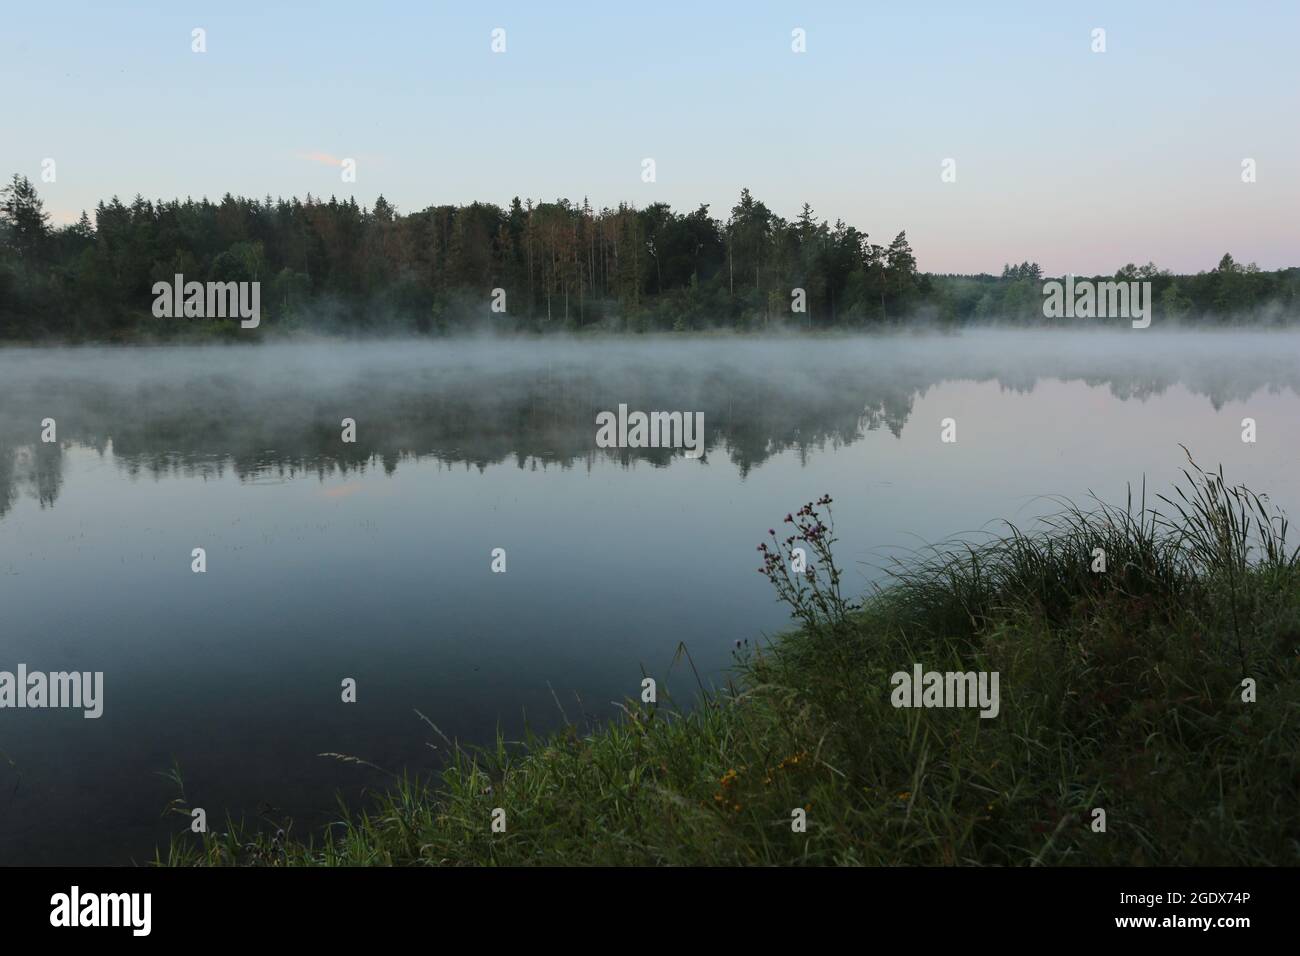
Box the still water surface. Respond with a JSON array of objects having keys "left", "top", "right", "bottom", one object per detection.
[{"left": 1, "top": 330, "right": 1298, "bottom": 864}]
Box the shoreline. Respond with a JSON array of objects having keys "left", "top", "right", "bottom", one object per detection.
[{"left": 161, "top": 469, "right": 1300, "bottom": 866}]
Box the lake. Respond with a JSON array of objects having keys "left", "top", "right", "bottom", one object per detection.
[{"left": 2, "top": 329, "right": 1299, "bottom": 865}]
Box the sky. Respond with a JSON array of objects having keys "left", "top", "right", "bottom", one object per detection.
[{"left": 2, "top": 0, "right": 1297, "bottom": 275}]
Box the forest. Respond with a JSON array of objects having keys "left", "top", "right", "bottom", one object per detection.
[{"left": 1, "top": 173, "right": 1296, "bottom": 340}]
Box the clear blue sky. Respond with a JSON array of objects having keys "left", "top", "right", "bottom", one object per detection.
[{"left": 3, "top": 0, "right": 1296, "bottom": 274}]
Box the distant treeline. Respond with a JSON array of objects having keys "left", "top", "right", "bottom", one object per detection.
[
  {"left": 1, "top": 174, "right": 1296, "bottom": 340},
  {"left": 936, "top": 258, "right": 1299, "bottom": 325}
]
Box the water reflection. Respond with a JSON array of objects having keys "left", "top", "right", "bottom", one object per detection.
[
  {"left": 3, "top": 331, "right": 1298, "bottom": 518},
  {"left": 0, "top": 441, "right": 62, "bottom": 517}
]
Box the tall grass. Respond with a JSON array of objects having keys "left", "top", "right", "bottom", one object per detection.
[{"left": 162, "top": 453, "right": 1300, "bottom": 866}]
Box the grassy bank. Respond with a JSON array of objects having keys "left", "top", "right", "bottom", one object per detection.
[{"left": 162, "top": 453, "right": 1300, "bottom": 866}]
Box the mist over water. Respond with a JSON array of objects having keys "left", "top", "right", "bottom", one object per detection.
[{"left": 2, "top": 328, "right": 1299, "bottom": 864}]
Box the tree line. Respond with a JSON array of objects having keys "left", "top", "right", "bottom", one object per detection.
[
  {"left": 931, "top": 258, "right": 1300, "bottom": 324},
  {"left": 0, "top": 173, "right": 1295, "bottom": 340}
]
